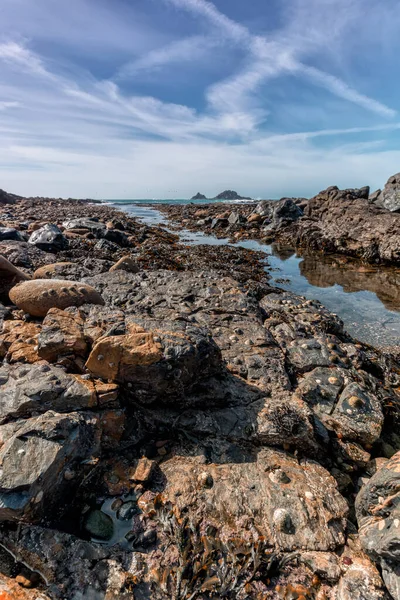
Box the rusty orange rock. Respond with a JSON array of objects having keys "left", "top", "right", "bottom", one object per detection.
[
  {"left": 0, "top": 320, "right": 41, "bottom": 363},
  {"left": 85, "top": 324, "right": 162, "bottom": 381}
]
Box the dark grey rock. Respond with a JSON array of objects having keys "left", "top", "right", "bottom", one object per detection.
[
  {"left": 28, "top": 224, "right": 68, "bottom": 252},
  {"left": 0, "top": 227, "right": 24, "bottom": 242},
  {"left": 84, "top": 510, "right": 114, "bottom": 541}
]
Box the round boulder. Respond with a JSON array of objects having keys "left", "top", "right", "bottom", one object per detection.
[{"left": 9, "top": 279, "right": 104, "bottom": 317}]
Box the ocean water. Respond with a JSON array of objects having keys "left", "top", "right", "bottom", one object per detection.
[{"left": 108, "top": 199, "right": 400, "bottom": 348}]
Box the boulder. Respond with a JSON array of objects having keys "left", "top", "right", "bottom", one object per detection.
[
  {"left": 62, "top": 218, "right": 106, "bottom": 237},
  {"left": 109, "top": 255, "right": 140, "bottom": 273},
  {"left": 0, "top": 227, "right": 24, "bottom": 242},
  {"left": 86, "top": 319, "right": 222, "bottom": 405},
  {"left": 103, "top": 228, "right": 129, "bottom": 246},
  {"left": 28, "top": 224, "right": 68, "bottom": 252},
  {"left": 378, "top": 173, "right": 400, "bottom": 212},
  {"left": 0, "top": 411, "right": 101, "bottom": 521},
  {"left": 0, "top": 241, "right": 56, "bottom": 270},
  {"left": 9, "top": 279, "right": 104, "bottom": 317},
  {"left": 356, "top": 451, "right": 400, "bottom": 599}
]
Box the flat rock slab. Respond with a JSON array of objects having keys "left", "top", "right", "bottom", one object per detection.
[
  {"left": 156, "top": 446, "right": 348, "bottom": 553},
  {"left": 0, "top": 363, "right": 96, "bottom": 422}
]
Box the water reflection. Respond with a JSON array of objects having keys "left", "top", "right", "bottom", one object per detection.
[{"left": 299, "top": 254, "right": 400, "bottom": 313}]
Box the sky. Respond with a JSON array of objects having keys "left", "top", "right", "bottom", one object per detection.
[{"left": 0, "top": 0, "right": 400, "bottom": 199}]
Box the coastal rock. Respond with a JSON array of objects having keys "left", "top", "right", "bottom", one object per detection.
[
  {"left": 9, "top": 279, "right": 104, "bottom": 316},
  {"left": 0, "top": 320, "right": 41, "bottom": 363},
  {"left": 38, "top": 308, "right": 88, "bottom": 362},
  {"left": 291, "top": 187, "right": 400, "bottom": 264},
  {"left": 86, "top": 319, "right": 222, "bottom": 404},
  {"left": 103, "top": 228, "right": 129, "bottom": 246},
  {"left": 62, "top": 217, "right": 106, "bottom": 237},
  {"left": 28, "top": 224, "right": 68, "bottom": 252},
  {"left": 0, "top": 525, "right": 132, "bottom": 600},
  {"left": 0, "top": 227, "right": 24, "bottom": 241},
  {"left": 378, "top": 173, "right": 400, "bottom": 212},
  {"left": 0, "top": 363, "right": 95, "bottom": 421},
  {"left": 109, "top": 255, "right": 140, "bottom": 273},
  {"left": 356, "top": 451, "right": 400, "bottom": 598},
  {"left": 214, "top": 190, "right": 251, "bottom": 200},
  {"left": 0, "top": 411, "right": 101, "bottom": 521},
  {"left": 158, "top": 446, "right": 348, "bottom": 552},
  {"left": 191, "top": 192, "right": 207, "bottom": 200},
  {"left": 0, "top": 241, "right": 56, "bottom": 270}
]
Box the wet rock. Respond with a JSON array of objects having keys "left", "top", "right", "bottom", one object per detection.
[
  {"left": 38, "top": 308, "right": 88, "bottom": 362},
  {"left": 0, "top": 363, "right": 96, "bottom": 421},
  {"left": 356, "top": 451, "right": 400, "bottom": 597},
  {"left": 28, "top": 224, "right": 68, "bottom": 252},
  {"left": 0, "top": 411, "right": 101, "bottom": 521},
  {"left": 109, "top": 255, "right": 140, "bottom": 273},
  {"left": 94, "top": 238, "right": 120, "bottom": 254},
  {"left": 9, "top": 279, "right": 104, "bottom": 317},
  {"left": 86, "top": 319, "right": 221, "bottom": 405},
  {"left": 0, "top": 227, "right": 24, "bottom": 241},
  {"left": 84, "top": 510, "right": 114, "bottom": 541},
  {"left": 0, "top": 525, "right": 133, "bottom": 600}
]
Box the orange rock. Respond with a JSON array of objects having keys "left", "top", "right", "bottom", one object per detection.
[
  {"left": 86, "top": 324, "right": 162, "bottom": 381},
  {"left": 247, "top": 213, "right": 262, "bottom": 223},
  {"left": 9, "top": 279, "right": 104, "bottom": 317},
  {"left": 109, "top": 255, "right": 139, "bottom": 273},
  {"left": 0, "top": 320, "right": 41, "bottom": 363},
  {"left": 33, "top": 262, "right": 75, "bottom": 279},
  {"left": 0, "top": 573, "right": 50, "bottom": 599}
]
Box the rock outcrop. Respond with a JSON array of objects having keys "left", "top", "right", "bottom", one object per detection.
[{"left": 191, "top": 192, "right": 207, "bottom": 200}]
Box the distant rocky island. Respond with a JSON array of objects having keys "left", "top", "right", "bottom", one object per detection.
[{"left": 191, "top": 190, "right": 252, "bottom": 201}]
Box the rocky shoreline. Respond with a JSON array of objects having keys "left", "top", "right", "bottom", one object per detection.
[
  {"left": 159, "top": 178, "right": 400, "bottom": 266},
  {"left": 0, "top": 187, "right": 399, "bottom": 599}
]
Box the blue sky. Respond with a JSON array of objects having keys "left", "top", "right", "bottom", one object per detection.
[{"left": 0, "top": 0, "right": 400, "bottom": 199}]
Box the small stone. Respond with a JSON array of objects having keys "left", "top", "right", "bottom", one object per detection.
[
  {"left": 16, "top": 575, "right": 33, "bottom": 588},
  {"left": 84, "top": 509, "right": 114, "bottom": 541}
]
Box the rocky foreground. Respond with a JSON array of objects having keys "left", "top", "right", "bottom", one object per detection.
[{"left": 0, "top": 191, "right": 399, "bottom": 599}]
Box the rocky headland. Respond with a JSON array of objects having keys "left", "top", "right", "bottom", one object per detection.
[{"left": 0, "top": 184, "right": 399, "bottom": 599}]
